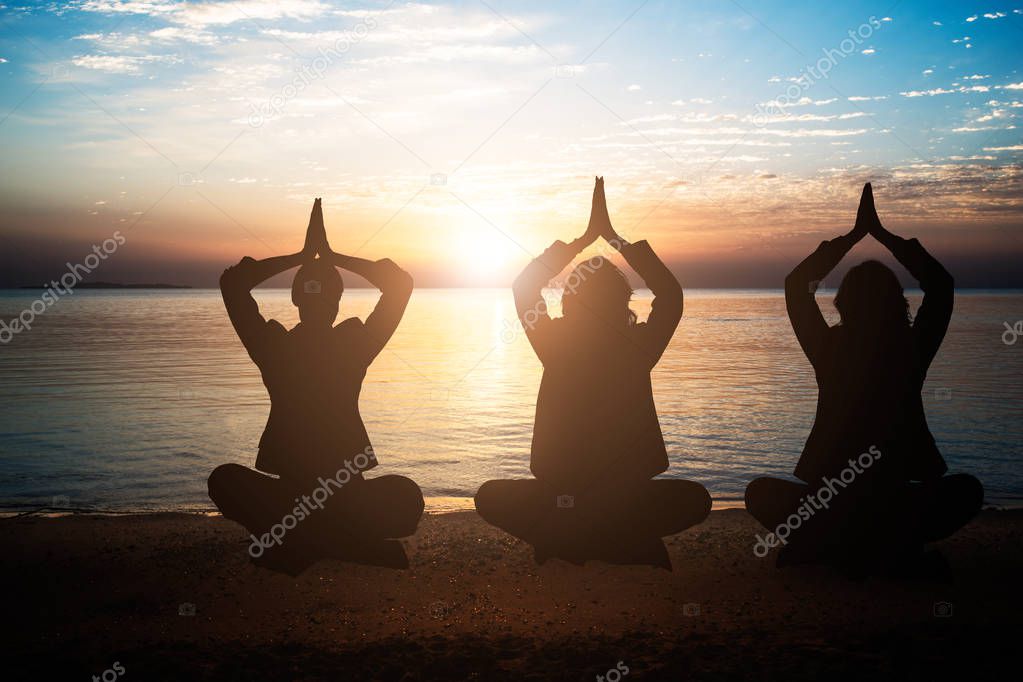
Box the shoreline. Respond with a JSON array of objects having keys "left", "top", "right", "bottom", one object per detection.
[{"left": 4, "top": 496, "right": 1021, "bottom": 519}]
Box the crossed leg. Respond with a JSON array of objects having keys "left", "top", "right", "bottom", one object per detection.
[
  {"left": 208, "top": 463, "right": 424, "bottom": 571},
  {"left": 474, "top": 478, "right": 711, "bottom": 566},
  {"left": 744, "top": 473, "right": 984, "bottom": 566}
]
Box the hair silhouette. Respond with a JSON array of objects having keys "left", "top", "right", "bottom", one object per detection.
[
  {"left": 562, "top": 257, "right": 637, "bottom": 326},
  {"left": 207, "top": 198, "right": 423, "bottom": 575},
  {"left": 835, "top": 259, "right": 911, "bottom": 330},
  {"left": 474, "top": 177, "right": 710, "bottom": 569},
  {"left": 744, "top": 183, "right": 983, "bottom": 577}
]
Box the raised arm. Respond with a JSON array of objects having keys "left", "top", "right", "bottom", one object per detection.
[
  {"left": 219, "top": 199, "right": 322, "bottom": 359},
  {"left": 862, "top": 184, "right": 954, "bottom": 367},
  {"left": 785, "top": 183, "right": 871, "bottom": 367},
  {"left": 595, "top": 179, "right": 683, "bottom": 364},
  {"left": 512, "top": 177, "right": 605, "bottom": 361},
  {"left": 322, "top": 249, "right": 413, "bottom": 361}
]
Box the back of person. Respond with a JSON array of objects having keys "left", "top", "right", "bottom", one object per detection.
[
  {"left": 255, "top": 319, "right": 373, "bottom": 482},
  {"left": 784, "top": 186, "right": 954, "bottom": 487},
  {"left": 798, "top": 325, "right": 937, "bottom": 484},
  {"left": 530, "top": 319, "right": 667, "bottom": 489}
]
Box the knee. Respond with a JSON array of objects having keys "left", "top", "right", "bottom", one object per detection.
[
  {"left": 389, "top": 475, "right": 424, "bottom": 516},
  {"left": 207, "top": 463, "right": 245, "bottom": 503},
  {"left": 743, "top": 477, "right": 767, "bottom": 514},
  {"left": 697, "top": 483, "right": 712, "bottom": 522},
  {"left": 679, "top": 480, "right": 712, "bottom": 523},
  {"left": 954, "top": 474, "right": 984, "bottom": 514},
  {"left": 473, "top": 480, "right": 501, "bottom": 520}
]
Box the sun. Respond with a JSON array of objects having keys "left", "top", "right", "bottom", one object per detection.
[{"left": 453, "top": 227, "right": 519, "bottom": 283}]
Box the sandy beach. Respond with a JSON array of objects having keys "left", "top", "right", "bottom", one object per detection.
[{"left": 6, "top": 508, "right": 1020, "bottom": 680}]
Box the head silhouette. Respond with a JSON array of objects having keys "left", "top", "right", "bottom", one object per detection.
[
  {"left": 291, "top": 258, "right": 343, "bottom": 328},
  {"left": 835, "top": 260, "right": 911, "bottom": 332},
  {"left": 561, "top": 257, "right": 637, "bottom": 328}
]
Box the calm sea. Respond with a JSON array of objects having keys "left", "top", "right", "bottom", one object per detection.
[{"left": 0, "top": 288, "right": 1020, "bottom": 512}]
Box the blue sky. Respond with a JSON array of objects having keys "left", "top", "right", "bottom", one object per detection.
[{"left": 0, "top": 0, "right": 1021, "bottom": 286}]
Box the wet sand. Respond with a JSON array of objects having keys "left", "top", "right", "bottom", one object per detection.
[{"left": 6, "top": 508, "right": 1020, "bottom": 680}]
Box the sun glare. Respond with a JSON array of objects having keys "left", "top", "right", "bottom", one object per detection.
[{"left": 454, "top": 227, "right": 519, "bottom": 283}]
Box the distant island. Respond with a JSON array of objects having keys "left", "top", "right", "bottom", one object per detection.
[{"left": 19, "top": 282, "right": 192, "bottom": 289}]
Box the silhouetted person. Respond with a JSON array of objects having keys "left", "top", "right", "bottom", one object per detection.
[
  {"left": 745, "top": 183, "right": 983, "bottom": 574},
  {"left": 208, "top": 198, "right": 423, "bottom": 573},
  {"left": 475, "top": 177, "right": 711, "bottom": 568}
]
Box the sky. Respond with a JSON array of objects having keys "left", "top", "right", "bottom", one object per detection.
[{"left": 0, "top": 0, "right": 1021, "bottom": 288}]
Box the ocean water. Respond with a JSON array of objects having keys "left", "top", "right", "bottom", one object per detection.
[{"left": 0, "top": 288, "right": 1020, "bottom": 511}]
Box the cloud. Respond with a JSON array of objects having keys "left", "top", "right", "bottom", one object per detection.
[
  {"left": 760, "top": 96, "right": 838, "bottom": 109},
  {"left": 671, "top": 98, "right": 714, "bottom": 106},
  {"left": 861, "top": 48, "right": 876, "bottom": 55},
  {"left": 984, "top": 145, "right": 1023, "bottom": 151},
  {"left": 900, "top": 82, "right": 1020, "bottom": 97},
  {"left": 626, "top": 84, "right": 641, "bottom": 92},
  {"left": 71, "top": 54, "right": 181, "bottom": 73},
  {"left": 71, "top": 0, "right": 329, "bottom": 28},
  {"left": 848, "top": 95, "right": 888, "bottom": 101}
]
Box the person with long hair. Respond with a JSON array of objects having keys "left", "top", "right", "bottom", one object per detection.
[
  {"left": 745, "top": 183, "right": 983, "bottom": 572},
  {"left": 474, "top": 177, "right": 711, "bottom": 567}
]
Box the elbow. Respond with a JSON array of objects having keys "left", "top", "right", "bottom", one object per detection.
[
  {"left": 218, "top": 266, "right": 235, "bottom": 292},
  {"left": 396, "top": 269, "right": 414, "bottom": 297},
  {"left": 379, "top": 258, "right": 414, "bottom": 296},
  {"left": 219, "top": 257, "right": 254, "bottom": 291},
  {"left": 784, "top": 270, "right": 806, "bottom": 296},
  {"left": 663, "top": 281, "right": 684, "bottom": 313},
  {"left": 512, "top": 269, "right": 531, "bottom": 296}
]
